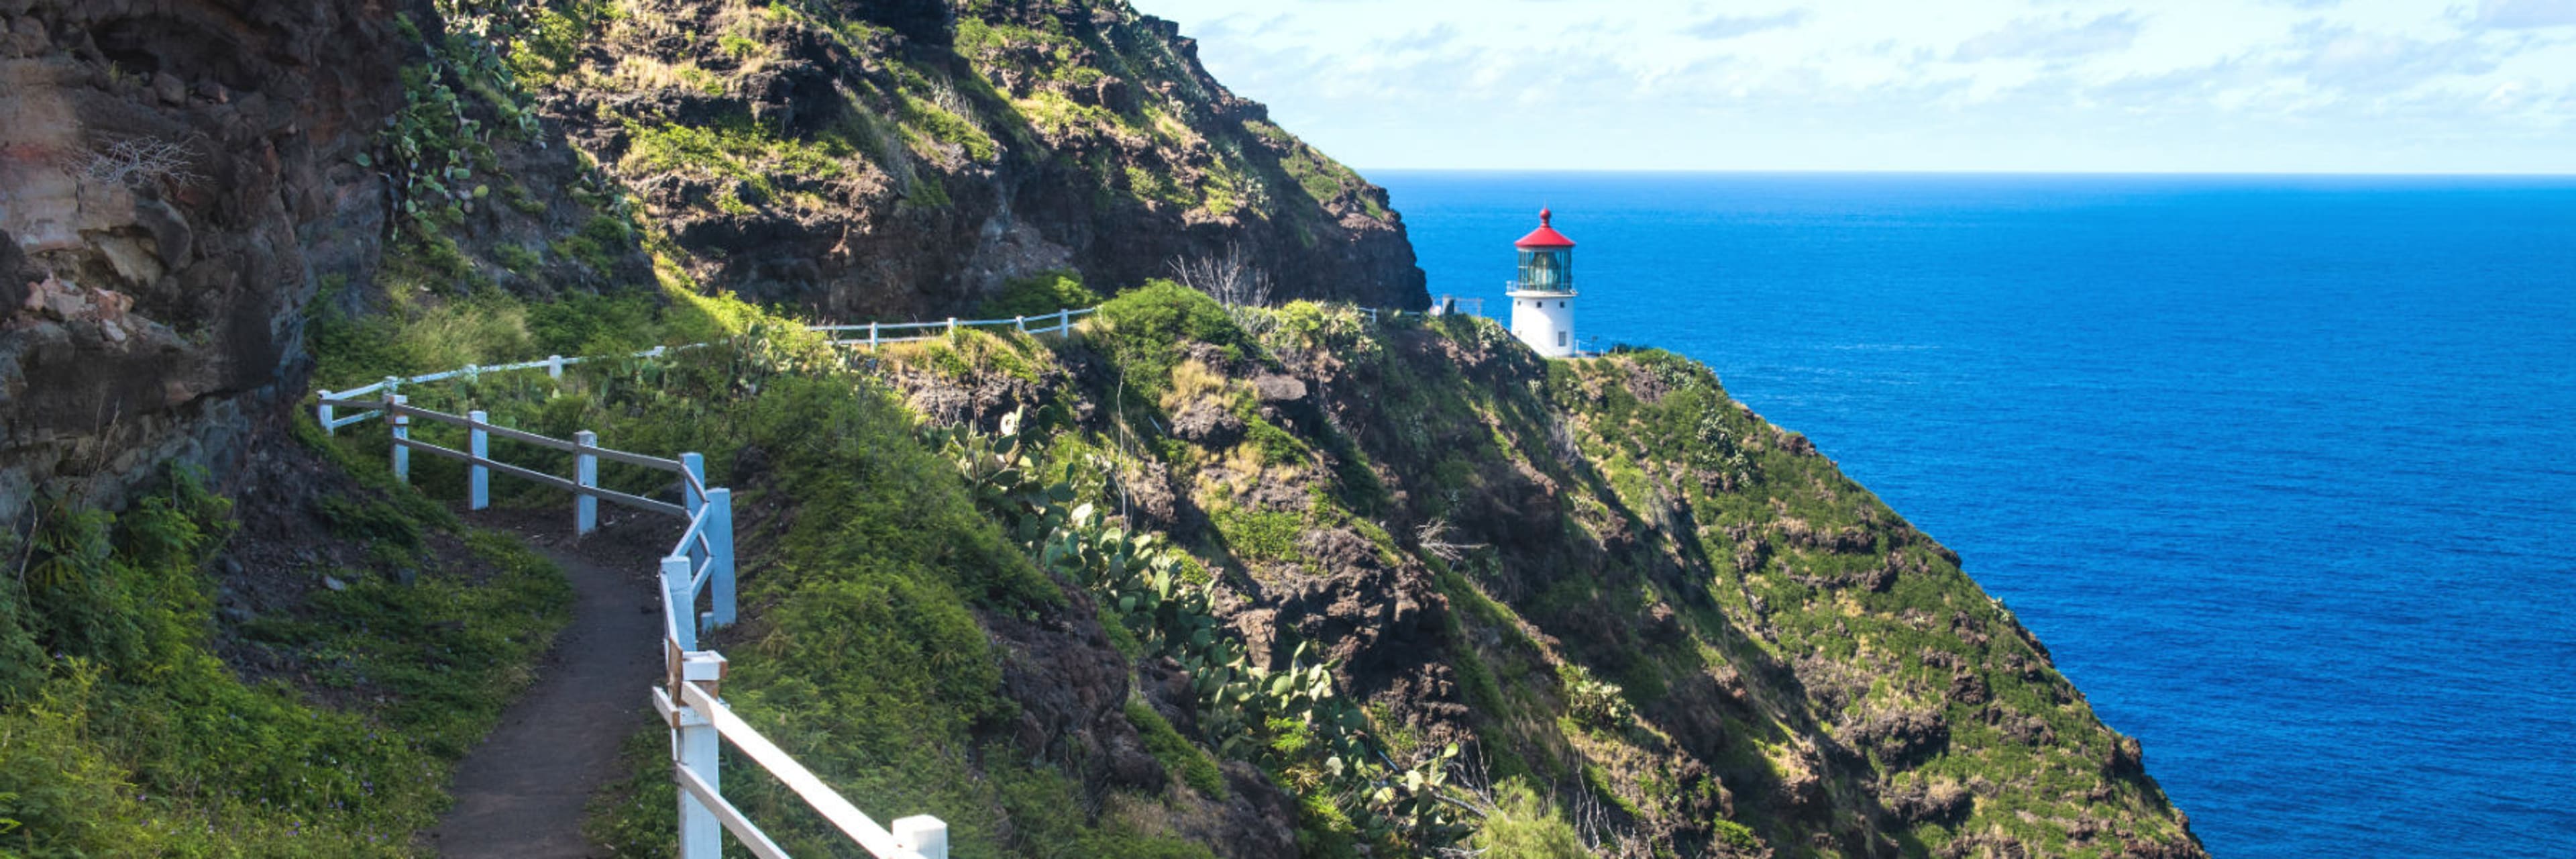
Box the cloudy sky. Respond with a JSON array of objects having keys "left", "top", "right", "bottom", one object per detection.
[{"left": 1128, "top": 0, "right": 2576, "bottom": 172}]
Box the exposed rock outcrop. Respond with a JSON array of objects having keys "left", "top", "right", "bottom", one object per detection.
[
  {"left": 551, "top": 0, "right": 1428, "bottom": 320},
  {"left": 0, "top": 0, "right": 406, "bottom": 527},
  {"left": 1, "top": 0, "right": 1426, "bottom": 529}
]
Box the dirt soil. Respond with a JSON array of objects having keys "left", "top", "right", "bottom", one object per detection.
[{"left": 425, "top": 509, "right": 674, "bottom": 858}]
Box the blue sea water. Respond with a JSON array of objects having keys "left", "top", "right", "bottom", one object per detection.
[{"left": 1372, "top": 171, "right": 2576, "bottom": 858}]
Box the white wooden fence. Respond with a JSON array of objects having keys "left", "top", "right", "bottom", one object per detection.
[
  {"left": 303, "top": 299, "right": 1433, "bottom": 857},
  {"left": 810, "top": 307, "right": 1098, "bottom": 349},
  {"left": 311, "top": 303, "right": 1432, "bottom": 427},
  {"left": 311, "top": 393, "right": 948, "bottom": 859}
]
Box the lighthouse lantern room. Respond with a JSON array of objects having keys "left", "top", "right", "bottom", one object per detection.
[{"left": 1507, "top": 208, "right": 1579, "bottom": 358}]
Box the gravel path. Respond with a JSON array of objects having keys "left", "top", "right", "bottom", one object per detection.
[{"left": 427, "top": 514, "right": 667, "bottom": 858}]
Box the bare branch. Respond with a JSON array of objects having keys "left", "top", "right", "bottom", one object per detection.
[
  {"left": 1415, "top": 517, "right": 1488, "bottom": 563},
  {"left": 1169, "top": 242, "right": 1271, "bottom": 309},
  {"left": 80, "top": 136, "right": 203, "bottom": 189}
]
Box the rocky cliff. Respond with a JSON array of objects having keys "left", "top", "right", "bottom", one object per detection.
[
  {"left": 0, "top": 0, "right": 405, "bottom": 527},
  {"left": 0, "top": 0, "right": 1424, "bottom": 530},
  {"left": 845, "top": 292, "right": 2211, "bottom": 857},
  {"left": 543, "top": 0, "right": 1428, "bottom": 317}
]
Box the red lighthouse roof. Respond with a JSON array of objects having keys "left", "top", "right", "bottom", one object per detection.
[{"left": 1515, "top": 208, "right": 1576, "bottom": 249}]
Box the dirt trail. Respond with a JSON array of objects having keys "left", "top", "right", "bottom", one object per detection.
[{"left": 427, "top": 514, "right": 666, "bottom": 858}]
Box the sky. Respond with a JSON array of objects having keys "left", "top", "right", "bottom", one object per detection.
[{"left": 1126, "top": 0, "right": 2576, "bottom": 173}]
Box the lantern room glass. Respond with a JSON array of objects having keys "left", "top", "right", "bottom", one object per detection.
[{"left": 1517, "top": 248, "right": 1573, "bottom": 292}]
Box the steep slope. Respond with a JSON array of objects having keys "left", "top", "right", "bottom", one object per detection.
[
  {"left": 857, "top": 290, "right": 2210, "bottom": 858},
  {"left": 529, "top": 0, "right": 1426, "bottom": 317},
  {"left": 1, "top": 1, "right": 1425, "bottom": 854},
  {"left": 2, "top": 0, "right": 1425, "bottom": 533}
]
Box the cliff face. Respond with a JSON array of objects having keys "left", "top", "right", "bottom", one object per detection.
[
  {"left": 0, "top": 0, "right": 407, "bottom": 526},
  {"left": 863, "top": 294, "right": 2209, "bottom": 857},
  {"left": 541, "top": 0, "right": 1427, "bottom": 318},
  {"left": 0, "top": 0, "right": 1424, "bottom": 526}
]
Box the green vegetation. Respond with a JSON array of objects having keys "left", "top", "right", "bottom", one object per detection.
[
  {"left": 348, "top": 325, "right": 1232, "bottom": 857},
  {"left": 1089, "top": 281, "right": 1248, "bottom": 397},
  {"left": 1211, "top": 506, "right": 1301, "bottom": 562},
  {"left": 935, "top": 411, "right": 1468, "bottom": 854},
  {"left": 975, "top": 269, "right": 1102, "bottom": 319},
  {"left": 1468, "top": 782, "right": 1589, "bottom": 858},
  {"left": 0, "top": 456, "right": 568, "bottom": 856},
  {"left": 498, "top": 1, "right": 619, "bottom": 87},
  {"left": 619, "top": 119, "right": 853, "bottom": 211},
  {"left": 494, "top": 242, "right": 543, "bottom": 274},
  {"left": 882, "top": 285, "right": 2196, "bottom": 854},
  {"left": 1127, "top": 699, "right": 1226, "bottom": 797},
  {"left": 898, "top": 91, "right": 1000, "bottom": 163},
  {"left": 550, "top": 213, "right": 633, "bottom": 275},
  {"left": 309, "top": 281, "right": 694, "bottom": 389}
]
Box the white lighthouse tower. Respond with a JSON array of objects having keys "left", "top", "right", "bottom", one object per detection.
[{"left": 1507, "top": 208, "right": 1579, "bottom": 358}]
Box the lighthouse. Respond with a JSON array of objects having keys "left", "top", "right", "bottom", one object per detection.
[{"left": 1507, "top": 208, "right": 1579, "bottom": 358}]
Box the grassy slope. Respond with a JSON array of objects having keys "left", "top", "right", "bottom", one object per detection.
[
  {"left": 865, "top": 287, "right": 2205, "bottom": 858},
  {"left": 340, "top": 311, "right": 1231, "bottom": 857},
  {"left": 0, "top": 425, "right": 571, "bottom": 856},
  {"left": 280, "top": 262, "right": 2196, "bottom": 858}
]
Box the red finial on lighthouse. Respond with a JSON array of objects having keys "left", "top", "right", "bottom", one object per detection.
[{"left": 1515, "top": 207, "right": 1576, "bottom": 250}]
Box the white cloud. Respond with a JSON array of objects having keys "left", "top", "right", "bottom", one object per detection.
[
  {"left": 1686, "top": 10, "right": 1813, "bottom": 40},
  {"left": 1129, "top": 0, "right": 2576, "bottom": 172},
  {"left": 1952, "top": 13, "right": 2147, "bottom": 61},
  {"left": 2475, "top": 0, "right": 2576, "bottom": 28},
  {"left": 2288, "top": 24, "right": 2504, "bottom": 93}
]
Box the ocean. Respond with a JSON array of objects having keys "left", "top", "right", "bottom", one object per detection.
[{"left": 1373, "top": 171, "right": 2576, "bottom": 858}]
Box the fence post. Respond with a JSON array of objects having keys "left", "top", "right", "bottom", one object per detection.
[
  {"left": 661, "top": 556, "right": 696, "bottom": 652},
  {"left": 947, "top": 316, "right": 958, "bottom": 336},
  {"left": 894, "top": 816, "right": 950, "bottom": 859},
  {"left": 1057, "top": 307, "right": 1070, "bottom": 337},
  {"left": 1015, "top": 314, "right": 1026, "bottom": 334},
  {"left": 575, "top": 431, "right": 599, "bottom": 536},
  {"left": 547, "top": 354, "right": 565, "bottom": 380},
  {"left": 869, "top": 321, "right": 880, "bottom": 351},
  {"left": 672, "top": 651, "right": 726, "bottom": 859},
  {"left": 468, "top": 410, "right": 490, "bottom": 511},
  {"left": 706, "top": 487, "right": 734, "bottom": 629},
  {"left": 389, "top": 395, "right": 411, "bottom": 484},
  {"left": 317, "top": 389, "right": 335, "bottom": 436},
  {"left": 680, "top": 452, "right": 706, "bottom": 517}
]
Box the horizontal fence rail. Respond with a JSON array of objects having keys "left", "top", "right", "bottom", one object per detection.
[
  {"left": 809, "top": 306, "right": 1098, "bottom": 349},
  {"left": 298, "top": 297, "right": 1468, "bottom": 857},
  {"left": 313, "top": 395, "right": 943, "bottom": 859},
  {"left": 316, "top": 301, "right": 1394, "bottom": 434}
]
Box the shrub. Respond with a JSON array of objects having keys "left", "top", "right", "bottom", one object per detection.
[
  {"left": 1091, "top": 280, "right": 1246, "bottom": 394},
  {"left": 976, "top": 269, "right": 1101, "bottom": 319},
  {"left": 1470, "top": 781, "right": 1588, "bottom": 858},
  {"left": 1213, "top": 506, "right": 1301, "bottom": 562},
  {"left": 494, "top": 242, "right": 543, "bottom": 274},
  {"left": 1559, "top": 663, "right": 1634, "bottom": 731},
  {"left": 1127, "top": 699, "right": 1226, "bottom": 797}
]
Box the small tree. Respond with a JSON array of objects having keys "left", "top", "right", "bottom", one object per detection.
[
  {"left": 78, "top": 136, "right": 202, "bottom": 189},
  {"left": 1170, "top": 242, "right": 1271, "bottom": 309}
]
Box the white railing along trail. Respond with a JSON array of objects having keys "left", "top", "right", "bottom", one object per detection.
[
  {"left": 311, "top": 393, "right": 948, "bottom": 859},
  {"left": 308, "top": 300, "right": 1426, "bottom": 856}
]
